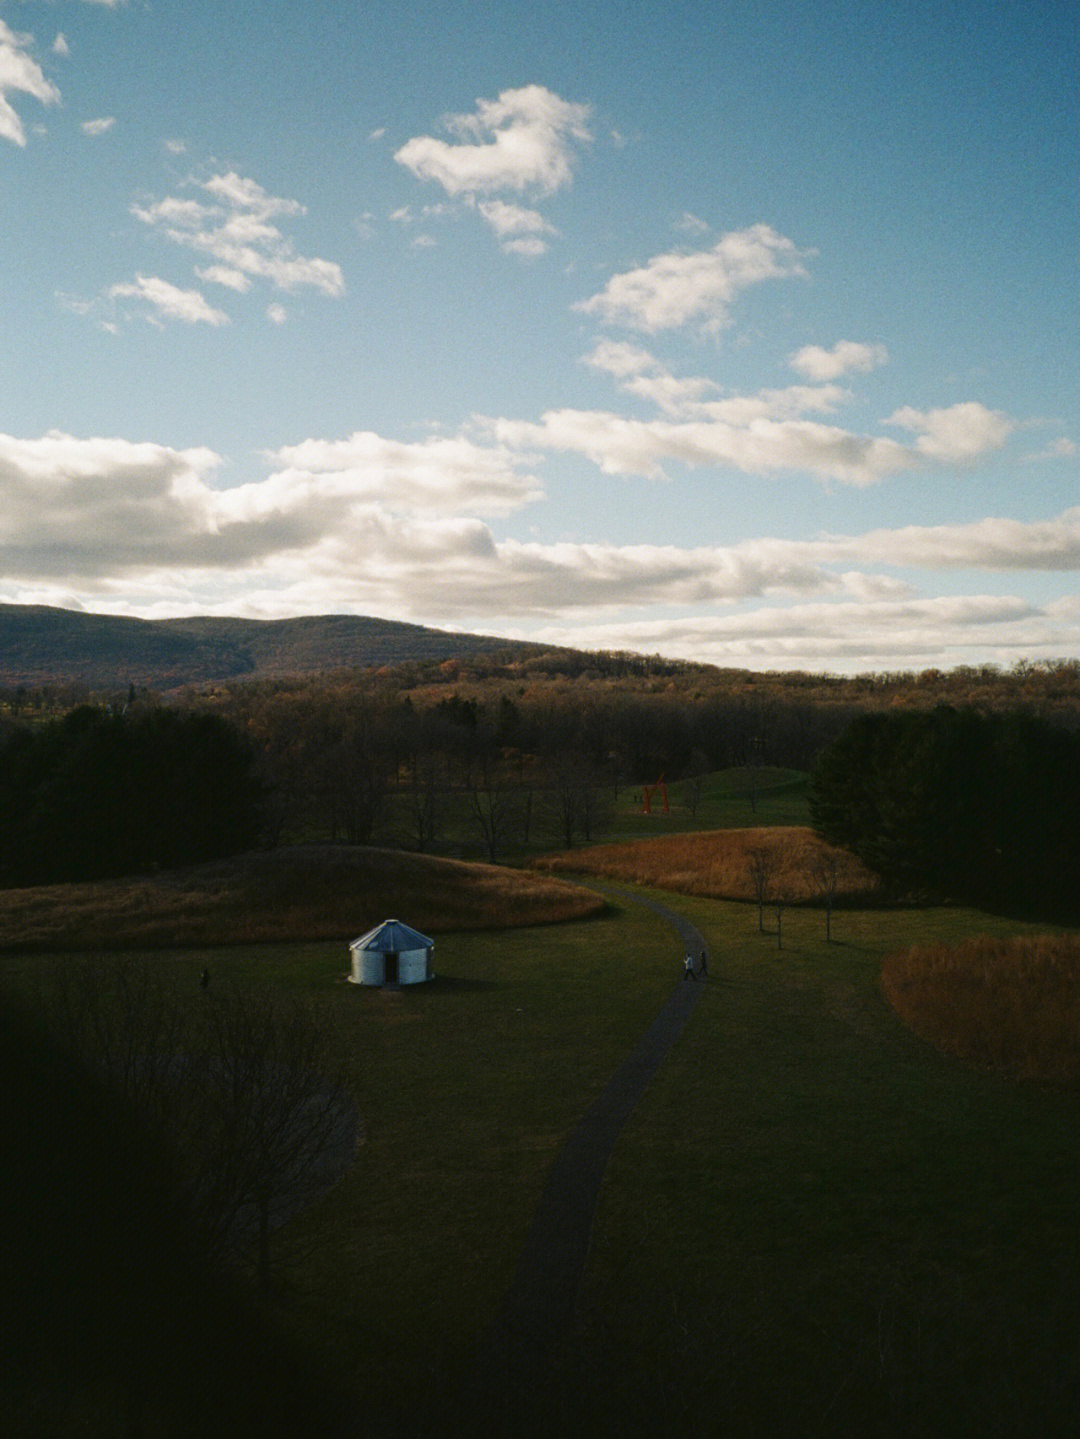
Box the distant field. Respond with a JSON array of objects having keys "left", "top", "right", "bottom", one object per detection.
[
  {"left": 532, "top": 823, "right": 879, "bottom": 905},
  {"left": 606, "top": 766, "right": 812, "bottom": 838},
  {"left": 0, "top": 844, "right": 603, "bottom": 953},
  {"left": 883, "top": 932, "right": 1080, "bottom": 1082}
]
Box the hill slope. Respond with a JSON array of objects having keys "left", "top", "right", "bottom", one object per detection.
[{"left": 0, "top": 604, "right": 540, "bottom": 688}]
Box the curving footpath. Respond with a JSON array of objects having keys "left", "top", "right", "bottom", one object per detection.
[{"left": 487, "top": 885, "right": 707, "bottom": 1391}]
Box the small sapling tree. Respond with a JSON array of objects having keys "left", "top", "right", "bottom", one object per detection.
[
  {"left": 811, "top": 846, "right": 843, "bottom": 942},
  {"left": 745, "top": 842, "right": 776, "bottom": 933}
]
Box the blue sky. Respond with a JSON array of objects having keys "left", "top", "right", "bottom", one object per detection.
[{"left": 0, "top": 0, "right": 1076, "bottom": 672}]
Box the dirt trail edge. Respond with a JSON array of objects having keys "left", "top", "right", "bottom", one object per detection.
[{"left": 489, "top": 884, "right": 706, "bottom": 1379}]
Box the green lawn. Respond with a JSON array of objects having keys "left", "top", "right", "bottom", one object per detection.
[
  {"left": 609, "top": 765, "right": 812, "bottom": 837},
  {"left": 8, "top": 886, "right": 1079, "bottom": 1436},
  {"left": 576, "top": 895, "right": 1080, "bottom": 1437}
]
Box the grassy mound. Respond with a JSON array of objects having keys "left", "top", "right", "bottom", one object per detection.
[
  {"left": 532, "top": 825, "right": 877, "bottom": 905},
  {"left": 0, "top": 844, "right": 604, "bottom": 953},
  {"left": 882, "top": 933, "right": 1080, "bottom": 1082}
]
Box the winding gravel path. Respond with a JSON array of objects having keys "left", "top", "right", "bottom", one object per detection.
[{"left": 489, "top": 884, "right": 707, "bottom": 1375}]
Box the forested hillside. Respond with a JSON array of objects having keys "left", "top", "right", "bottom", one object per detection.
[{"left": 0, "top": 603, "right": 542, "bottom": 688}]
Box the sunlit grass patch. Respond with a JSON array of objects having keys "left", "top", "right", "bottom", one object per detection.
[
  {"left": 532, "top": 824, "right": 878, "bottom": 905},
  {"left": 0, "top": 844, "right": 604, "bottom": 953},
  {"left": 882, "top": 933, "right": 1080, "bottom": 1082}
]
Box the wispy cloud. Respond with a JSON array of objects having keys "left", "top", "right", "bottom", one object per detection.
[
  {"left": 491, "top": 393, "right": 1010, "bottom": 487},
  {"left": 575, "top": 224, "right": 809, "bottom": 333},
  {"left": 109, "top": 275, "right": 230, "bottom": 327},
  {"left": 0, "top": 19, "right": 61, "bottom": 147},
  {"left": 477, "top": 199, "right": 558, "bottom": 256},
  {"left": 132, "top": 171, "right": 345, "bottom": 297},
  {"left": 81, "top": 116, "right": 116, "bottom": 137},
  {"left": 1022, "top": 436, "right": 1076, "bottom": 464}
]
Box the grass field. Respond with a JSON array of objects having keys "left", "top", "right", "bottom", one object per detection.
[
  {"left": 883, "top": 933, "right": 1080, "bottom": 1083},
  {"left": 8, "top": 879, "right": 1078, "bottom": 1436},
  {"left": 605, "top": 766, "right": 812, "bottom": 840},
  {"left": 5, "top": 803, "right": 1079, "bottom": 1436},
  {"left": 532, "top": 824, "right": 878, "bottom": 906},
  {"left": 0, "top": 844, "right": 603, "bottom": 953}
]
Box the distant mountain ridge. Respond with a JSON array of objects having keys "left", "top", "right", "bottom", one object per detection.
[{"left": 0, "top": 604, "right": 544, "bottom": 689}]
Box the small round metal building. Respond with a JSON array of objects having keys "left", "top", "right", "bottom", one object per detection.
[{"left": 348, "top": 919, "right": 434, "bottom": 987}]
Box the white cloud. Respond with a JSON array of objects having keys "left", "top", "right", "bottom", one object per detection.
[
  {"left": 675, "top": 212, "right": 710, "bottom": 235},
  {"left": 196, "top": 265, "right": 252, "bottom": 293},
  {"left": 575, "top": 224, "right": 808, "bottom": 333},
  {"left": 81, "top": 116, "right": 115, "bottom": 137},
  {"left": 522, "top": 594, "right": 1079, "bottom": 672},
  {"left": 164, "top": 138, "right": 186, "bottom": 154},
  {"left": 395, "top": 84, "right": 592, "bottom": 198},
  {"left": 266, "top": 303, "right": 287, "bottom": 324},
  {"left": 0, "top": 433, "right": 229, "bottom": 577},
  {"left": 493, "top": 407, "right": 902, "bottom": 485},
  {"left": 583, "top": 339, "right": 661, "bottom": 380},
  {"left": 132, "top": 171, "right": 345, "bottom": 297},
  {"left": 265, "top": 432, "right": 543, "bottom": 517},
  {"left": 584, "top": 340, "right": 716, "bottom": 413},
  {"left": 824, "top": 508, "right": 1080, "bottom": 571},
  {"left": 2, "top": 430, "right": 1076, "bottom": 671},
  {"left": 0, "top": 19, "right": 61, "bottom": 147},
  {"left": 477, "top": 199, "right": 558, "bottom": 256},
  {"left": 109, "top": 275, "right": 230, "bottom": 327},
  {"left": 1022, "top": 436, "right": 1076, "bottom": 463},
  {"left": 52, "top": 34, "right": 70, "bottom": 58},
  {"left": 789, "top": 340, "right": 889, "bottom": 381},
  {"left": 886, "top": 402, "right": 1014, "bottom": 462},
  {"left": 492, "top": 392, "right": 1013, "bottom": 486}
]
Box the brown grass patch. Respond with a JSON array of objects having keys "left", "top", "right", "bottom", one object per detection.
[
  {"left": 531, "top": 826, "right": 877, "bottom": 905},
  {"left": 0, "top": 845, "right": 604, "bottom": 953},
  {"left": 882, "top": 934, "right": 1080, "bottom": 1082}
]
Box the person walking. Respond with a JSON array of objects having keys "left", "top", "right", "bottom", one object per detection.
[
  {"left": 699, "top": 949, "right": 708, "bottom": 978},
  {"left": 683, "top": 953, "right": 697, "bottom": 981}
]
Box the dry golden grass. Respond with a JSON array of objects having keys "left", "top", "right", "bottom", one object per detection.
[
  {"left": 882, "top": 934, "right": 1080, "bottom": 1082},
  {"left": 0, "top": 845, "right": 604, "bottom": 953},
  {"left": 531, "top": 825, "right": 878, "bottom": 905}
]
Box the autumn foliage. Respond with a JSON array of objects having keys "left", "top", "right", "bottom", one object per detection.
[{"left": 882, "top": 934, "right": 1080, "bottom": 1082}]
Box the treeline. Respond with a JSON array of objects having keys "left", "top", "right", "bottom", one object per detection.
[
  {"left": 810, "top": 706, "right": 1080, "bottom": 919},
  {"left": 4, "top": 654, "right": 1080, "bottom": 723},
  {"left": 0, "top": 707, "right": 262, "bottom": 886},
  {"left": 4, "top": 653, "right": 1080, "bottom": 884},
  {"left": 217, "top": 679, "right": 857, "bottom": 858}
]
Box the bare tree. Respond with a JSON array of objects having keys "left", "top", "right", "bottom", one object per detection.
[
  {"left": 810, "top": 846, "right": 843, "bottom": 942},
  {"left": 193, "top": 986, "right": 354, "bottom": 1295},
  {"left": 45, "top": 961, "right": 356, "bottom": 1297},
  {"left": 745, "top": 843, "right": 776, "bottom": 933}
]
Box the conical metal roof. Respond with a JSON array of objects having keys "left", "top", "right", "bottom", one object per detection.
[{"left": 349, "top": 919, "right": 433, "bottom": 952}]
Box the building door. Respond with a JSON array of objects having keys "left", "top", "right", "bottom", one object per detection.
[{"left": 384, "top": 952, "right": 398, "bottom": 984}]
